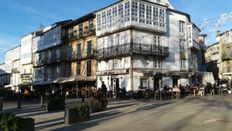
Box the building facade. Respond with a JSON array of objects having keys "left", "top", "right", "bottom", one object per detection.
[
  {"left": 61, "top": 13, "right": 97, "bottom": 90},
  {"left": 217, "top": 30, "right": 232, "bottom": 80},
  {"left": 20, "top": 32, "right": 39, "bottom": 90},
  {"left": 5, "top": 46, "right": 21, "bottom": 91},
  {"left": 33, "top": 20, "right": 71, "bottom": 89},
  {"left": 0, "top": 63, "right": 10, "bottom": 87},
  {"left": 95, "top": 0, "right": 204, "bottom": 92},
  {"left": 205, "top": 42, "right": 220, "bottom": 80}
]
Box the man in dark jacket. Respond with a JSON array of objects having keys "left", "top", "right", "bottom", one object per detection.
[{"left": 101, "top": 81, "right": 107, "bottom": 97}]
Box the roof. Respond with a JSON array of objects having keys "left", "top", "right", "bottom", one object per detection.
[
  {"left": 206, "top": 42, "right": 219, "bottom": 49},
  {"left": 96, "top": 0, "right": 168, "bottom": 13},
  {"left": 167, "top": 8, "right": 191, "bottom": 22},
  {"left": 64, "top": 12, "right": 96, "bottom": 28},
  {"left": 217, "top": 29, "right": 232, "bottom": 37}
]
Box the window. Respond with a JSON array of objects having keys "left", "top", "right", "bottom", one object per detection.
[
  {"left": 97, "top": 14, "right": 101, "bottom": 31},
  {"left": 77, "top": 61, "right": 81, "bottom": 75},
  {"left": 153, "top": 7, "right": 159, "bottom": 26},
  {"left": 102, "top": 12, "right": 106, "bottom": 29},
  {"left": 154, "top": 35, "right": 161, "bottom": 47},
  {"left": 179, "top": 42, "right": 185, "bottom": 51},
  {"left": 107, "top": 9, "right": 112, "bottom": 27},
  {"left": 57, "top": 66, "right": 60, "bottom": 77},
  {"left": 124, "top": 1, "right": 130, "bottom": 22},
  {"left": 179, "top": 21, "right": 185, "bottom": 33},
  {"left": 118, "top": 4, "right": 124, "bottom": 23},
  {"left": 146, "top": 5, "right": 152, "bottom": 25},
  {"left": 56, "top": 48, "right": 60, "bottom": 62},
  {"left": 87, "top": 41, "right": 92, "bottom": 57},
  {"left": 159, "top": 9, "right": 165, "bottom": 27},
  {"left": 77, "top": 44, "right": 82, "bottom": 59},
  {"left": 139, "top": 3, "right": 145, "bottom": 23},
  {"left": 47, "top": 51, "right": 51, "bottom": 62},
  {"left": 89, "top": 19, "right": 94, "bottom": 30},
  {"left": 181, "top": 59, "right": 186, "bottom": 69},
  {"left": 132, "top": 1, "right": 138, "bottom": 21},
  {"left": 87, "top": 60, "right": 91, "bottom": 77},
  {"left": 112, "top": 7, "right": 118, "bottom": 26},
  {"left": 154, "top": 57, "right": 161, "bottom": 68},
  {"left": 113, "top": 59, "right": 120, "bottom": 69},
  {"left": 79, "top": 23, "right": 83, "bottom": 37},
  {"left": 66, "top": 46, "right": 72, "bottom": 60}
]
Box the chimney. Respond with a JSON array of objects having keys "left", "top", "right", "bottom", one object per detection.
[{"left": 216, "top": 31, "right": 221, "bottom": 36}]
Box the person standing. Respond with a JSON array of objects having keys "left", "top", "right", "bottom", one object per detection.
[
  {"left": 101, "top": 81, "right": 107, "bottom": 97},
  {"left": 0, "top": 97, "right": 3, "bottom": 111}
]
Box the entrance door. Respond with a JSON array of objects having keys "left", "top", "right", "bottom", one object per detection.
[
  {"left": 173, "top": 77, "right": 179, "bottom": 87},
  {"left": 113, "top": 78, "right": 120, "bottom": 97},
  {"left": 154, "top": 77, "right": 161, "bottom": 91}
]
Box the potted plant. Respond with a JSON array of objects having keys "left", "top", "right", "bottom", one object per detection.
[
  {"left": 90, "top": 90, "right": 108, "bottom": 113},
  {"left": 65, "top": 103, "right": 90, "bottom": 124},
  {"left": 47, "top": 97, "right": 65, "bottom": 111},
  {"left": 0, "top": 112, "right": 34, "bottom": 131}
]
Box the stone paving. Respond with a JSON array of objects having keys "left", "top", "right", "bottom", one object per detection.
[{"left": 1, "top": 96, "right": 232, "bottom": 131}]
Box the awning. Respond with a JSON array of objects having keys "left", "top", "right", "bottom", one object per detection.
[
  {"left": 33, "top": 81, "right": 52, "bottom": 86},
  {"left": 52, "top": 77, "right": 65, "bottom": 84},
  {"left": 59, "top": 75, "right": 83, "bottom": 84},
  {"left": 222, "top": 72, "right": 232, "bottom": 75},
  {"left": 18, "top": 83, "right": 32, "bottom": 87},
  {"left": 4, "top": 84, "right": 13, "bottom": 88}
]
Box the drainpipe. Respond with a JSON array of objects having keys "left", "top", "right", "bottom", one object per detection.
[{"left": 130, "top": 30, "right": 134, "bottom": 91}]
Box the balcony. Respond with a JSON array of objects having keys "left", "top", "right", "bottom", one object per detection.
[
  {"left": 11, "top": 68, "right": 20, "bottom": 74},
  {"left": 180, "top": 51, "right": 187, "bottom": 59},
  {"left": 95, "top": 43, "right": 169, "bottom": 60},
  {"left": 190, "top": 40, "right": 200, "bottom": 51},
  {"left": 132, "top": 43, "right": 169, "bottom": 57}
]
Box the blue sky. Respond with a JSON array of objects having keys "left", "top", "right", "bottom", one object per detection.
[{"left": 0, "top": 0, "right": 232, "bottom": 63}]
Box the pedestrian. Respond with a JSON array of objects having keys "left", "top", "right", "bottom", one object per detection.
[
  {"left": 66, "top": 90, "right": 69, "bottom": 99},
  {"left": 0, "top": 97, "right": 3, "bottom": 111},
  {"left": 81, "top": 88, "right": 85, "bottom": 103},
  {"left": 17, "top": 92, "right": 22, "bottom": 109},
  {"left": 101, "top": 81, "right": 107, "bottom": 97}
]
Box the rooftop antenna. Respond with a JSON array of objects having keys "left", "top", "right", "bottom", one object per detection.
[{"left": 39, "top": 23, "right": 45, "bottom": 31}]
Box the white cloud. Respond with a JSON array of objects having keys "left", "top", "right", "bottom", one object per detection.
[
  {"left": 216, "top": 12, "right": 232, "bottom": 27},
  {"left": 1, "top": 0, "right": 61, "bottom": 21}
]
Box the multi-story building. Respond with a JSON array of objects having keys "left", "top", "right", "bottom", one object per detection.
[
  {"left": 19, "top": 32, "right": 39, "bottom": 90},
  {"left": 205, "top": 42, "right": 220, "bottom": 80},
  {"left": 217, "top": 30, "right": 232, "bottom": 80},
  {"left": 5, "top": 46, "right": 21, "bottom": 91},
  {"left": 95, "top": 0, "right": 204, "bottom": 92},
  {"left": 61, "top": 13, "right": 97, "bottom": 89},
  {"left": 0, "top": 63, "right": 10, "bottom": 87},
  {"left": 33, "top": 20, "right": 71, "bottom": 89}
]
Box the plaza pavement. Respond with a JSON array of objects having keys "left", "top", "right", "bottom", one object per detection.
[{"left": 1, "top": 95, "right": 232, "bottom": 131}]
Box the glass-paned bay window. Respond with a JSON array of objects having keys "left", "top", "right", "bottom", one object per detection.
[
  {"left": 153, "top": 7, "right": 159, "bottom": 26},
  {"left": 97, "top": 14, "right": 101, "bottom": 31},
  {"left": 146, "top": 5, "right": 152, "bottom": 25},
  {"left": 107, "top": 9, "right": 112, "bottom": 27},
  {"left": 139, "top": 3, "right": 145, "bottom": 23},
  {"left": 132, "top": 1, "right": 138, "bottom": 21},
  {"left": 118, "top": 4, "right": 124, "bottom": 23},
  {"left": 102, "top": 12, "right": 106, "bottom": 30},
  {"left": 159, "top": 9, "right": 165, "bottom": 27},
  {"left": 124, "top": 1, "right": 130, "bottom": 22},
  {"left": 112, "top": 7, "right": 118, "bottom": 26}
]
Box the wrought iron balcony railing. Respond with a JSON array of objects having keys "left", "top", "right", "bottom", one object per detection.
[{"left": 95, "top": 43, "right": 169, "bottom": 60}]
